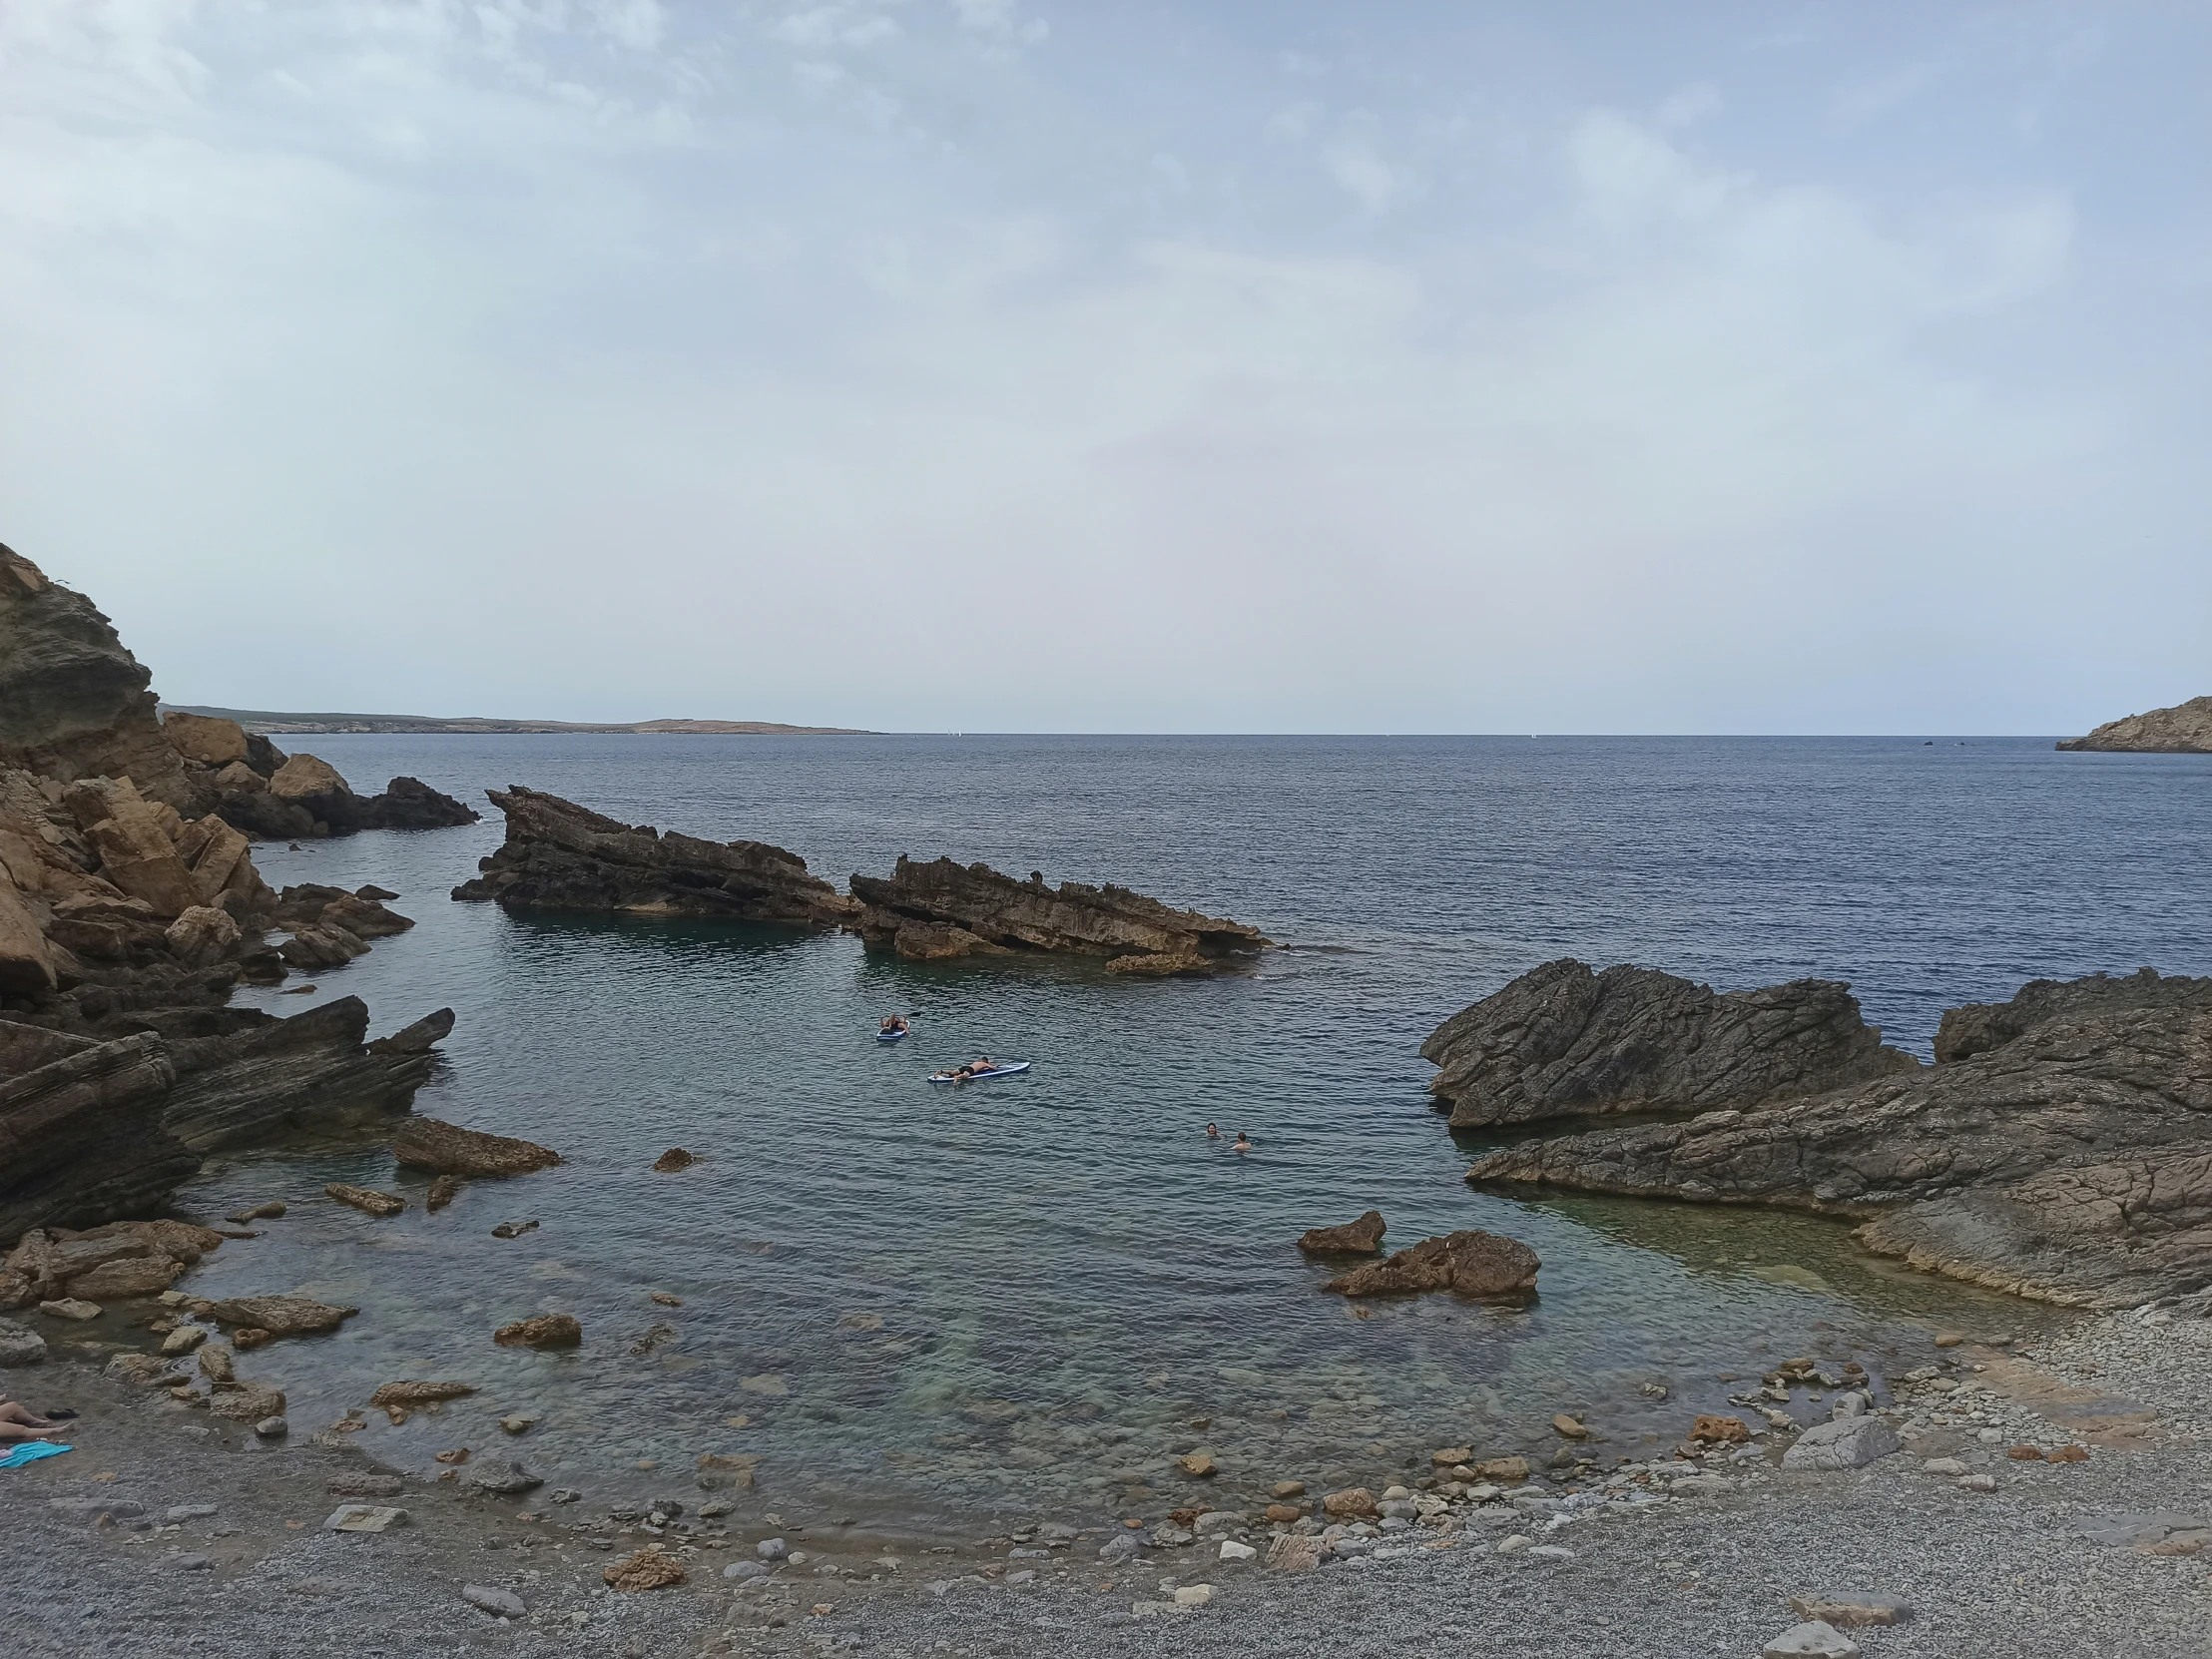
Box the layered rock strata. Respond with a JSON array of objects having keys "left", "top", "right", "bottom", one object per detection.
[
  {"left": 1422, "top": 958, "right": 1917, "bottom": 1127},
  {"left": 1463, "top": 970, "right": 2212, "bottom": 1310},
  {"left": 2056, "top": 696, "right": 2212, "bottom": 754},
  {"left": 452, "top": 787, "right": 858, "bottom": 926},
  {"left": 1322, "top": 1231, "right": 1540, "bottom": 1301},
  {"left": 849, "top": 855, "right": 1269, "bottom": 974}
]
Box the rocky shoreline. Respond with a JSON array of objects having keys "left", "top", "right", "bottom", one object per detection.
[{"left": 2056, "top": 694, "right": 2212, "bottom": 754}]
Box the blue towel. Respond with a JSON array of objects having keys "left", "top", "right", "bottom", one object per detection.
[{"left": 0, "top": 1441, "right": 72, "bottom": 1469}]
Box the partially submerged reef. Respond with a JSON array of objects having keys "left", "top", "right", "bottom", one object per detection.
[
  {"left": 0, "top": 547, "right": 461, "bottom": 1258},
  {"left": 455, "top": 786, "right": 1271, "bottom": 976},
  {"left": 1441, "top": 960, "right": 2212, "bottom": 1312}
]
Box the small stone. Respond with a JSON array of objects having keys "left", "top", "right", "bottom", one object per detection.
[
  {"left": 2007, "top": 1445, "right": 2045, "bottom": 1461},
  {"left": 1098, "top": 1532, "right": 1141, "bottom": 1565},
  {"left": 1957, "top": 1473, "right": 1997, "bottom": 1492},
  {"left": 433, "top": 1447, "right": 471, "bottom": 1465},
  {"left": 254, "top": 1416, "right": 288, "bottom": 1438},
  {"left": 1172, "top": 1584, "right": 1212, "bottom": 1608},
  {"left": 462, "top": 1584, "right": 526, "bottom": 1618},
  {"left": 1473, "top": 1456, "right": 1529, "bottom": 1481},
  {"left": 1271, "top": 1480, "right": 1306, "bottom": 1497},
  {"left": 2050, "top": 1444, "right": 2089, "bottom": 1462},
  {"left": 1264, "top": 1502, "right": 1305, "bottom": 1523},
  {"left": 0, "top": 1317, "right": 49, "bottom": 1367},
  {"left": 470, "top": 1460, "right": 545, "bottom": 1495},
  {"left": 38, "top": 1298, "right": 101, "bottom": 1322},
  {"left": 1763, "top": 1620, "right": 1862, "bottom": 1658},
  {"left": 758, "top": 1537, "right": 789, "bottom": 1561},
  {"left": 1322, "top": 1487, "right": 1377, "bottom": 1517},
  {"left": 226, "top": 1202, "right": 286, "bottom": 1223},
  {"left": 1430, "top": 1446, "right": 1473, "bottom": 1466},
  {"left": 231, "top": 1329, "right": 273, "bottom": 1351},
  {"left": 1933, "top": 1334, "right": 1962, "bottom": 1349},
  {"left": 324, "top": 1504, "right": 407, "bottom": 1533},
  {"left": 490, "top": 1220, "right": 539, "bottom": 1240},
  {"left": 1787, "top": 1592, "right": 1913, "bottom": 1628},
  {"left": 1218, "top": 1539, "right": 1256, "bottom": 1561},
  {"left": 1551, "top": 1413, "right": 1589, "bottom": 1439},
  {"left": 604, "top": 1548, "right": 686, "bottom": 1590},
  {"left": 724, "top": 1560, "right": 770, "bottom": 1581},
  {"left": 165, "top": 1503, "right": 219, "bottom": 1523},
  {"left": 160, "top": 1327, "right": 208, "bottom": 1357},
  {"left": 653, "top": 1148, "right": 695, "bottom": 1173},
  {"left": 650, "top": 1292, "right": 683, "bottom": 1307},
  {"left": 1495, "top": 1533, "right": 1532, "bottom": 1554},
  {"left": 500, "top": 1414, "right": 536, "bottom": 1434},
  {"left": 324, "top": 1183, "right": 405, "bottom": 1218},
  {"left": 1691, "top": 1414, "right": 1750, "bottom": 1444},
  {"left": 426, "top": 1176, "right": 463, "bottom": 1212},
  {"left": 169, "top": 1552, "right": 214, "bottom": 1571},
  {"left": 549, "top": 1488, "right": 582, "bottom": 1505},
  {"left": 371, "top": 1380, "right": 478, "bottom": 1407},
  {"left": 1178, "top": 1452, "right": 1216, "bottom": 1477},
  {"left": 51, "top": 1498, "right": 145, "bottom": 1519},
  {"left": 1922, "top": 1457, "right": 1967, "bottom": 1476}
]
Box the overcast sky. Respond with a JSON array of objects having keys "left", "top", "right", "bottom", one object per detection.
[{"left": 1, "top": 2, "right": 2204, "bottom": 733}]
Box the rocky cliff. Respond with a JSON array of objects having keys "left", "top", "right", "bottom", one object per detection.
[
  {"left": 1463, "top": 970, "right": 2212, "bottom": 1311},
  {"left": 1421, "top": 958, "right": 1917, "bottom": 1127},
  {"left": 452, "top": 786, "right": 858, "bottom": 926},
  {"left": 2056, "top": 696, "right": 2212, "bottom": 754},
  {"left": 849, "top": 855, "right": 1270, "bottom": 974}
]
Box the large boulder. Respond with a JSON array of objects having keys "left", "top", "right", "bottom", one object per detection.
[
  {"left": 849, "top": 855, "right": 1269, "bottom": 975},
  {"left": 1467, "top": 978, "right": 2212, "bottom": 1310},
  {"left": 1935, "top": 968, "right": 2208, "bottom": 1062},
  {"left": 161, "top": 712, "right": 250, "bottom": 768},
  {"left": 1421, "top": 959, "right": 1918, "bottom": 1128},
  {"left": 0, "top": 869, "right": 57, "bottom": 996},
  {"left": 1322, "top": 1230, "right": 1539, "bottom": 1301},
  {"left": 2056, "top": 695, "right": 2212, "bottom": 754},
  {"left": 1296, "top": 1211, "right": 1386, "bottom": 1255},
  {"left": 0, "top": 1034, "right": 196, "bottom": 1244},
  {"left": 453, "top": 786, "right": 859, "bottom": 927},
  {"left": 361, "top": 777, "right": 478, "bottom": 830}
]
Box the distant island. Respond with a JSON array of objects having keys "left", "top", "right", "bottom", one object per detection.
[
  {"left": 2055, "top": 694, "right": 2212, "bottom": 754},
  {"left": 162, "top": 705, "right": 868, "bottom": 737}
]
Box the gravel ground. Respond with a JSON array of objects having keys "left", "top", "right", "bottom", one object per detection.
[{"left": 5, "top": 1311, "right": 2209, "bottom": 1659}]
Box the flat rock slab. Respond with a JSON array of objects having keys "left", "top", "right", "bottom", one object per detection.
[
  {"left": 1764, "top": 1622, "right": 1862, "bottom": 1659},
  {"left": 324, "top": 1504, "right": 408, "bottom": 1533},
  {"left": 1783, "top": 1416, "right": 1901, "bottom": 1471},
  {"left": 1788, "top": 1592, "right": 1914, "bottom": 1628},
  {"left": 2076, "top": 1512, "right": 2212, "bottom": 1551},
  {"left": 462, "top": 1584, "right": 526, "bottom": 1618}
]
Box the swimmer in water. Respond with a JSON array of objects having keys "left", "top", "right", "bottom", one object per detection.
[
  {"left": 1233, "top": 1132, "right": 1253, "bottom": 1153},
  {"left": 1205, "top": 1123, "right": 1220, "bottom": 1138}
]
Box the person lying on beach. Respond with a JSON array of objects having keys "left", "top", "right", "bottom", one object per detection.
[{"left": 0, "top": 1398, "right": 62, "bottom": 1443}]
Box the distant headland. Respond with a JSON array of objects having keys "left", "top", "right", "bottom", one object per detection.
[
  {"left": 2055, "top": 694, "right": 2212, "bottom": 754},
  {"left": 161, "top": 705, "right": 869, "bottom": 737}
]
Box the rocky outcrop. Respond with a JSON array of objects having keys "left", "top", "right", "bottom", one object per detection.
[
  {"left": 208, "top": 731, "right": 477, "bottom": 838},
  {"left": 1421, "top": 958, "right": 1917, "bottom": 1127},
  {"left": 849, "top": 856, "right": 1269, "bottom": 974},
  {"left": 1321, "top": 1230, "right": 1540, "bottom": 1301},
  {"left": 1296, "top": 1211, "right": 1386, "bottom": 1255},
  {"left": 392, "top": 1117, "right": 561, "bottom": 1178},
  {"left": 2057, "top": 696, "right": 2212, "bottom": 754},
  {"left": 0, "top": 1217, "right": 226, "bottom": 1310},
  {"left": 160, "top": 998, "right": 454, "bottom": 1151},
  {"left": 1465, "top": 975, "right": 2212, "bottom": 1310},
  {"left": 1934, "top": 967, "right": 2207, "bottom": 1062},
  {"left": 0, "top": 547, "right": 197, "bottom": 808},
  {"left": 363, "top": 776, "right": 479, "bottom": 830},
  {"left": 453, "top": 787, "right": 857, "bottom": 926},
  {"left": 0, "top": 1035, "right": 196, "bottom": 1245}
]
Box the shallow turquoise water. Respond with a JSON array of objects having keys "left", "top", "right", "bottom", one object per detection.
[{"left": 168, "top": 735, "right": 2212, "bottom": 1529}]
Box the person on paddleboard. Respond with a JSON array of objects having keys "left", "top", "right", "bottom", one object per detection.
[{"left": 880, "top": 1014, "right": 909, "bottom": 1035}]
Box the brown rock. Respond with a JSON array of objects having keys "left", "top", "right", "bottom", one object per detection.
[
  {"left": 1322, "top": 1487, "right": 1377, "bottom": 1517},
  {"left": 392, "top": 1117, "right": 562, "bottom": 1179},
  {"left": 84, "top": 791, "right": 203, "bottom": 918},
  {"left": 1266, "top": 1534, "right": 1328, "bottom": 1572},
  {"left": 0, "top": 867, "right": 56, "bottom": 997},
  {"left": 1472, "top": 1455, "right": 1529, "bottom": 1481},
  {"left": 269, "top": 753, "right": 352, "bottom": 803},
  {"left": 164, "top": 904, "right": 242, "bottom": 969},
  {"left": 208, "top": 1295, "right": 357, "bottom": 1337},
  {"left": 603, "top": 1548, "right": 686, "bottom": 1590},
  {"left": 224, "top": 1201, "right": 284, "bottom": 1225},
  {"left": 325, "top": 1183, "right": 404, "bottom": 1217},
  {"left": 1263, "top": 1502, "right": 1305, "bottom": 1522},
  {"left": 1178, "top": 1452, "right": 1216, "bottom": 1477},
  {"left": 2008, "top": 1445, "right": 2045, "bottom": 1461},
  {"left": 1321, "top": 1230, "right": 1540, "bottom": 1301},
  {"left": 369, "top": 1381, "right": 478, "bottom": 1407},
  {"left": 1430, "top": 1446, "right": 1473, "bottom": 1466},
  {"left": 490, "top": 1220, "right": 539, "bottom": 1240},
  {"left": 1551, "top": 1413, "right": 1589, "bottom": 1439},
  {"left": 426, "top": 1175, "right": 460, "bottom": 1212},
  {"left": 1296, "top": 1210, "right": 1385, "bottom": 1256},
  {"left": 494, "top": 1313, "right": 582, "bottom": 1350},
  {"left": 653, "top": 1148, "right": 695, "bottom": 1173},
  {"left": 209, "top": 1381, "right": 286, "bottom": 1419},
  {"left": 163, "top": 712, "right": 251, "bottom": 768},
  {"left": 198, "top": 1343, "right": 235, "bottom": 1382},
  {"left": 1271, "top": 1480, "right": 1306, "bottom": 1497},
  {"left": 2051, "top": 1444, "right": 2089, "bottom": 1462},
  {"left": 432, "top": 1446, "right": 470, "bottom": 1465},
  {"left": 66, "top": 1254, "right": 184, "bottom": 1301},
  {"left": 1691, "top": 1414, "right": 1751, "bottom": 1444},
  {"left": 231, "top": 1328, "right": 272, "bottom": 1351}
]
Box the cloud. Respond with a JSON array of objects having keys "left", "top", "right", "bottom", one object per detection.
[{"left": 775, "top": 7, "right": 903, "bottom": 51}]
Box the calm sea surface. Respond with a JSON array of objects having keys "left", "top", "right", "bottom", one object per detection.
[{"left": 172, "top": 736, "right": 2212, "bottom": 1531}]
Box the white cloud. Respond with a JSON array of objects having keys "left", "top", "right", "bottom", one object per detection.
[{"left": 775, "top": 7, "right": 903, "bottom": 51}]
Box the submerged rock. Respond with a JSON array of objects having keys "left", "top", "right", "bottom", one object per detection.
[
  {"left": 1421, "top": 958, "right": 1917, "bottom": 1128},
  {"left": 208, "top": 1295, "right": 358, "bottom": 1337},
  {"left": 453, "top": 786, "right": 857, "bottom": 926},
  {"left": 1322, "top": 1230, "right": 1540, "bottom": 1301},
  {"left": 494, "top": 1313, "right": 582, "bottom": 1350},
  {"left": 2056, "top": 694, "right": 2212, "bottom": 754},
  {"left": 849, "top": 855, "right": 1269, "bottom": 975},
  {"left": 325, "top": 1183, "right": 405, "bottom": 1218}
]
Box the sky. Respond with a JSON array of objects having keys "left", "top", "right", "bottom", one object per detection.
[{"left": 0, "top": 2, "right": 2205, "bottom": 734}]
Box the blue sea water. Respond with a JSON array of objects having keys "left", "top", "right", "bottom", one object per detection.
[{"left": 172, "top": 735, "right": 2212, "bottom": 1530}]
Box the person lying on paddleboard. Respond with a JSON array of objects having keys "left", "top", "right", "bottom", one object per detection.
[
  {"left": 948, "top": 1056, "right": 997, "bottom": 1079},
  {"left": 879, "top": 1014, "right": 909, "bottom": 1035}
]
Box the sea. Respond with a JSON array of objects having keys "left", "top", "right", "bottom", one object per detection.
[{"left": 167, "top": 734, "right": 2212, "bottom": 1532}]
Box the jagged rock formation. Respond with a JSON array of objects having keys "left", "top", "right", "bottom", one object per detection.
[
  {"left": 1297, "top": 1211, "right": 1386, "bottom": 1255},
  {"left": 1464, "top": 972, "right": 2212, "bottom": 1310},
  {"left": 0, "top": 1034, "right": 195, "bottom": 1245},
  {"left": 849, "top": 856, "right": 1269, "bottom": 974},
  {"left": 0, "top": 1217, "right": 227, "bottom": 1310},
  {"left": 0, "top": 546, "right": 198, "bottom": 808},
  {"left": 2057, "top": 696, "right": 2212, "bottom": 754},
  {"left": 159, "top": 999, "right": 453, "bottom": 1151},
  {"left": 1935, "top": 967, "right": 2206, "bottom": 1061},
  {"left": 452, "top": 787, "right": 858, "bottom": 926},
  {"left": 1421, "top": 958, "right": 1917, "bottom": 1128},
  {"left": 392, "top": 1116, "right": 561, "bottom": 1178}
]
